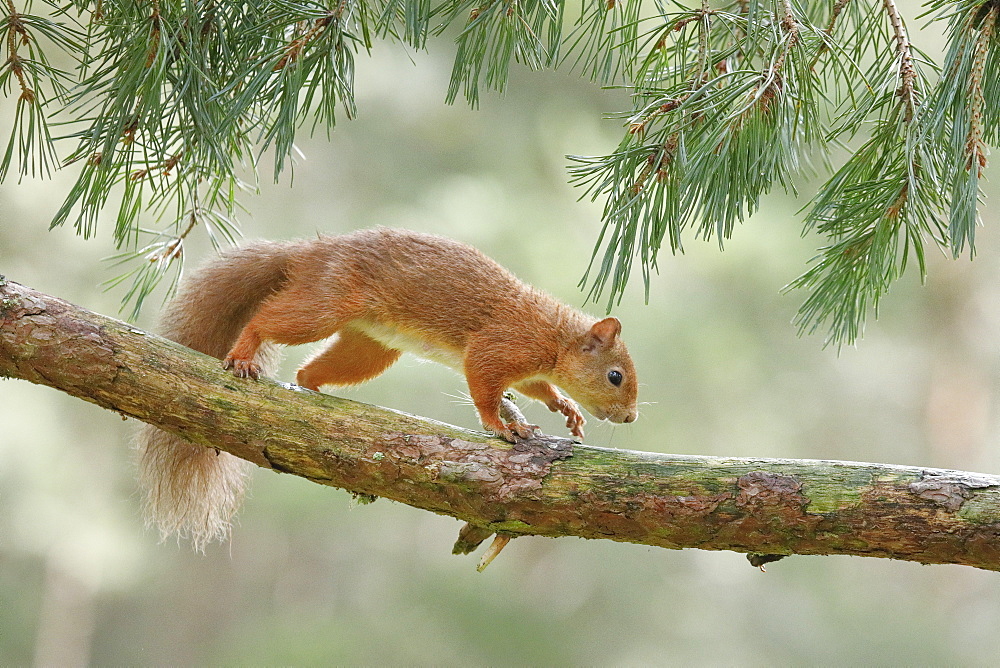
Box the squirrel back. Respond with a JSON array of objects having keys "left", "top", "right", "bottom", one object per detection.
[{"left": 139, "top": 229, "right": 638, "bottom": 548}]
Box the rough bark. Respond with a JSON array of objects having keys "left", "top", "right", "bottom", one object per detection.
[{"left": 2, "top": 276, "right": 1000, "bottom": 571}]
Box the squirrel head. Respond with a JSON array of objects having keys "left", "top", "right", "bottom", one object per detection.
[{"left": 557, "top": 316, "right": 638, "bottom": 425}]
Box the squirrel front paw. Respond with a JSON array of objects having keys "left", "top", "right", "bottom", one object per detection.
[
  {"left": 550, "top": 397, "right": 586, "bottom": 439},
  {"left": 564, "top": 412, "right": 586, "bottom": 439},
  {"left": 489, "top": 420, "right": 541, "bottom": 443},
  {"left": 509, "top": 421, "right": 541, "bottom": 441},
  {"left": 223, "top": 356, "right": 261, "bottom": 379}
]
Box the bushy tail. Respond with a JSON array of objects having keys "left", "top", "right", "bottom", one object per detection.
[{"left": 137, "top": 240, "right": 302, "bottom": 550}]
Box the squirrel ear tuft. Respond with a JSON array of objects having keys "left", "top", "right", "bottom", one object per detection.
[{"left": 583, "top": 317, "right": 622, "bottom": 351}]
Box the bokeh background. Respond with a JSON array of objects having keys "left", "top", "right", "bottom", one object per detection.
[{"left": 4, "top": 4, "right": 1000, "bottom": 664}]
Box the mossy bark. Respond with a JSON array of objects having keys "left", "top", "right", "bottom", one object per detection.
[{"left": 3, "top": 276, "right": 1000, "bottom": 571}]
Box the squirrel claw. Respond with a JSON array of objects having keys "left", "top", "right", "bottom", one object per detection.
[
  {"left": 553, "top": 398, "right": 586, "bottom": 439},
  {"left": 509, "top": 421, "right": 541, "bottom": 441},
  {"left": 492, "top": 421, "right": 540, "bottom": 443},
  {"left": 223, "top": 357, "right": 261, "bottom": 379},
  {"left": 564, "top": 411, "right": 586, "bottom": 439}
]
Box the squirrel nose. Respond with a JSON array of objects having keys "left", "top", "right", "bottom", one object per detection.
[{"left": 624, "top": 411, "right": 636, "bottom": 423}]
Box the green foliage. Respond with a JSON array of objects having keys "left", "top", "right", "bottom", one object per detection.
[
  {"left": 571, "top": 0, "right": 999, "bottom": 346},
  {"left": 0, "top": 3, "right": 79, "bottom": 180},
  {"left": 924, "top": 0, "right": 1000, "bottom": 256},
  {"left": 570, "top": 3, "right": 826, "bottom": 306},
  {"left": 442, "top": 0, "right": 563, "bottom": 105},
  {"left": 2, "top": 0, "right": 1000, "bottom": 345}
]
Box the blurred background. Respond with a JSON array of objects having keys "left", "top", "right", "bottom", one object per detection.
[{"left": 4, "top": 4, "right": 1000, "bottom": 664}]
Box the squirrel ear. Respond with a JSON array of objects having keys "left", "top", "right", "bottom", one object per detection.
[{"left": 583, "top": 317, "right": 622, "bottom": 352}]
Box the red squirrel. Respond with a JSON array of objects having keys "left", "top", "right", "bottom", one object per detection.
[{"left": 138, "top": 228, "right": 638, "bottom": 548}]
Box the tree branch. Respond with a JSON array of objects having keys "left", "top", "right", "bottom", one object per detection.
[
  {"left": 3, "top": 276, "right": 1000, "bottom": 571},
  {"left": 882, "top": 0, "right": 916, "bottom": 120}
]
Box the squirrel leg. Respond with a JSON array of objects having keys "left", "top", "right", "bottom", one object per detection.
[
  {"left": 297, "top": 328, "right": 401, "bottom": 390},
  {"left": 463, "top": 335, "right": 544, "bottom": 441},
  {"left": 513, "top": 380, "right": 586, "bottom": 439},
  {"left": 224, "top": 328, "right": 264, "bottom": 378},
  {"left": 466, "top": 374, "right": 540, "bottom": 442},
  {"left": 224, "top": 289, "right": 357, "bottom": 379}
]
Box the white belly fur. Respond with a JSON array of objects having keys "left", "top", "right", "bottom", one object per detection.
[{"left": 350, "top": 320, "right": 465, "bottom": 371}]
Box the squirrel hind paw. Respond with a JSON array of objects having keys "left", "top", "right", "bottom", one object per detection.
[{"left": 223, "top": 356, "right": 261, "bottom": 379}]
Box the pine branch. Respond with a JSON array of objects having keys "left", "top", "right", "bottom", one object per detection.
[
  {"left": 571, "top": 0, "right": 822, "bottom": 309},
  {"left": 4, "top": 276, "right": 1000, "bottom": 572},
  {"left": 785, "top": 0, "right": 949, "bottom": 347},
  {"left": 0, "top": 0, "right": 78, "bottom": 180},
  {"left": 809, "top": 0, "right": 851, "bottom": 69},
  {"left": 923, "top": 0, "right": 1000, "bottom": 257},
  {"left": 5, "top": 0, "right": 1000, "bottom": 347},
  {"left": 882, "top": 0, "right": 916, "bottom": 120}
]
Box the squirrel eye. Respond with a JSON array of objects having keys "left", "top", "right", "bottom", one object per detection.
[{"left": 607, "top": 370, "right": 623, "bottom": 387}]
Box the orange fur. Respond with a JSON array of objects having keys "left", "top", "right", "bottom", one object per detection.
[
  {"left": 140, "top": 228, "right": 639, "bottom": 548},
  {"left": 297, "top": 328, "right": 402, "bottom": 389}
]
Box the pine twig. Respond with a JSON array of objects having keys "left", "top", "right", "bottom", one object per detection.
[
  {"left": 810, "top": 0, "right": 853, "bottom": 70},
  {"left": 770, "top": 0, "right": 799, "bottom": 74},
  {"left": 5, "top": 0, "right": 33, "bottom": 102},
  {"left": 882, "top": 0, "right": 916, "bottom": 121},
  {"left": 964, "top": 4, "right": 996, "bottom": 177},
  {"left": 273, "top": 2, "right": 345, "bottom": 71}
]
